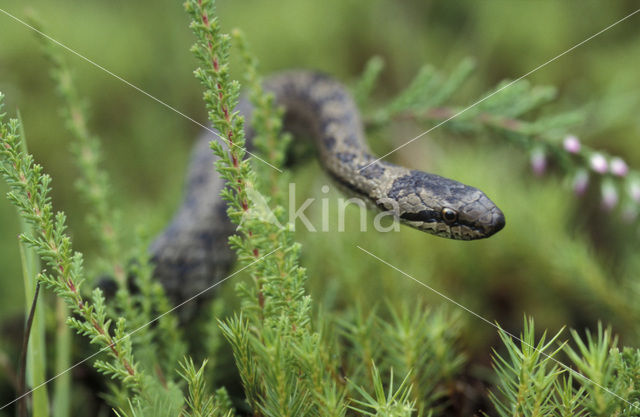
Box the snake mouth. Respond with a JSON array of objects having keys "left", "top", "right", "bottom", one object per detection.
[
  {"left": 472, "top": 208, "right": 505, "bottom": 239},
  {"left": 490, "top": 210, "right": 506, "bottom": 235},
  {"left": 467, "top": 206, "right": 506, "bottom": 239}
]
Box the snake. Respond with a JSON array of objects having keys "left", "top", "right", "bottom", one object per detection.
[{"left": 149, "top": 71, "right": 505, "bottom": 305}]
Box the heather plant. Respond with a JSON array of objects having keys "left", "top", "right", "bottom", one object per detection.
[
  {"left": 1, "top": 1, "right": 640, "bottom": 417},
  {"left": 360, "top": 57, "right": 640, "bottom": 222}
]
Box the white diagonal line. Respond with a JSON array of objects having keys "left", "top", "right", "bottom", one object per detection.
[
  {"left": 0, "top": 246, "right": 282, "bottom": 410},
  {"left": 356, "top": 245, "right": 640, "bottom": 411},
  {"left": 359, "top": 8, "right": 640, "bottom": 172},
  {"left": 0, "top": 7, "right": 282, "bottom": 173}
]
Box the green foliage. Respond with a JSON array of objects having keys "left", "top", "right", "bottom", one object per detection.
[
  {"left": 0, "top": 96, "right": 144, "bottom": 395},
  {"left": 489, "top": 317, "right": 568, "bottom": 416},
  {"left": 349, "top": 364, "right": 415, "bottom": 417},
  {"left": 36, "top": 19, "right": 123, "bottom": 283},
  {"left": 3, "top": 2, "right": 640, "bottom": 416},
  {"left": 565, "top": 324, "right": 640, "bottom": 416},
  {"left": 114, "top": 378, "right": 184, "bottom": 417},
  {"left": 178, "top": 358, "right": 233, "bottom": 417},
  {"left": 353, "top": 56, "right": 385, "bottom": 108},
  {"left": 384, "top": 59, "right": 476, "bottom": 118},
  {"left": 37, "top": 16, "right": 187, "bottom": 406},
  {"left": 233, "top": 28, "right": 291, "bottom": 177},
  {"left": 339, "top": 303, "right": 465, "bottom": 416},
  {"left": 380, "top": 305, "right": 465, "bottom": 415},
  {"left": 1, "top": 36, "right": 187, "bottom": 411},
  {"left": 489, "top": 317, "right": 640, "bottom": 417}
]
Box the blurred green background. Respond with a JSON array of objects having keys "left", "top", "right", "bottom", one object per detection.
[{"left": 1, "top": 0, "right": 640, "bottom": 408}]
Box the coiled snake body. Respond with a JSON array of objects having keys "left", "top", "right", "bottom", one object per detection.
[{"left": 150, "top": 71, "right": 505, "bottom": 304}]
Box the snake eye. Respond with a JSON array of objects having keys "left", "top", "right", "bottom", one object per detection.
[{"left": 441, "top": 207, "right": 458, "bottom": 224}]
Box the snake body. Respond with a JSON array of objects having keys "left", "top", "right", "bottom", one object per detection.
[{"left": 150, "top": 71, "right": 505, "bottom": 304}]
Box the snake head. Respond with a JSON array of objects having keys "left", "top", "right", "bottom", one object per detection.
[{"left": 385, "top": 171, "right": 505, "bottom": 240}]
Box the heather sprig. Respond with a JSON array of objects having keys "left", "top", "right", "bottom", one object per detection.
[
  {"left": 31, "top": 18, "right": 126, "bottom": 288},
  {"left": 353, "top": 56, "right": 385, "bottom": 108},
  {"left": 363, "top": 57, "right": 639, "bottom": 223},
  {"left": 184, "top": 1, "right": 344, "bottom": 414},
  {"left": 0, "top": 97, "right": 143, "bottom": 393},
  {"left": 33, "top": 18, "right": 187, "bottom": 385},
  {"left": 185, "top": 0, "right": 314, "bottom": 332},
  {"left": 184, "top": 0, "right": 257, "bottom": 264}
]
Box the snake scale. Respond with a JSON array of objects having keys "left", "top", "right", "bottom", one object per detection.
[{"left": 150, "top": 71, "right": 505, "bottom": 305}]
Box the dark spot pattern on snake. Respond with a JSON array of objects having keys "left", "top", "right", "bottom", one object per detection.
[{"left": 336, "top": 152, "right": 356, "bottom": 163}]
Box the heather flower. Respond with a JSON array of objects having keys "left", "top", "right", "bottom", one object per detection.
[
  {"left": 563, "top": 135, "right": 581, "bottom": 153},
  {"left": 590, "top": 153, "right": 608, "bottom": 174},
  {"left": 610, "top": 157, "right": 628, "bottom": 177}
]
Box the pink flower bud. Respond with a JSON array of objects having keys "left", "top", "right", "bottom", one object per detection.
[
  {"left": 563, "top": 135, "right": 581, "bottom": 153},
  {"left": 530, "top": 148, "right": 546, "bottom": 176},
  {"left": 572, "top": 169, "right": 589, "bottom": 196},
  {"left": 590, "top": 153, "right": 608, "bottom": 174},
  {"left": 601, "top": 181, "right": 618, "bottom": 211},
  {"left": 610, "top": 157, "right": 628, "bottom": 177}
]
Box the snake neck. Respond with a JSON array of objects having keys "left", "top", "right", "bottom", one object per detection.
[{"left": 264, "top": 71, "right": 409, "bottom": 205}]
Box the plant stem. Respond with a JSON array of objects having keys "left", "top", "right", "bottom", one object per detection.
[{"left": 53, "top": 298, "right": 71, "bottom": 417}]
